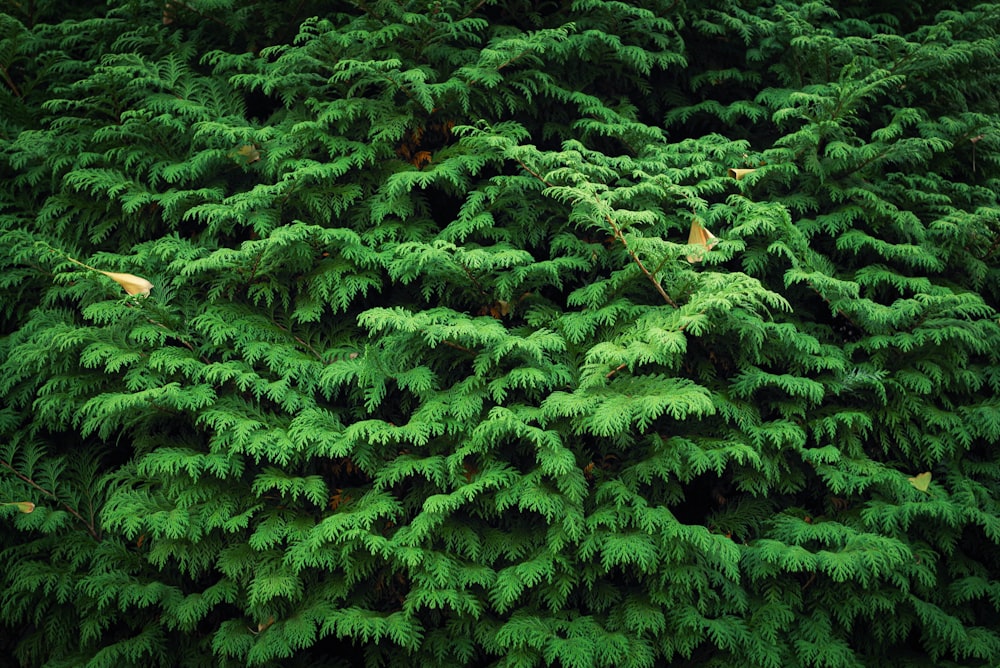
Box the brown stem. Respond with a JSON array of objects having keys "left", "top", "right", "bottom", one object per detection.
[
  {"left": 441, "top": 339, "right": 476, "bottom": 354},
  {"left": 515, "top": 157, "right": 554, "bottom": 188},
  {"left": 602, "top": 209, "right": 678, "bottom": 308},
  {"left": 0, "top": 64, "right": 21, "bottom": 98},
  {"left": 806, "top": 283, "right": 860, "bottom": 329},
  {"left": 293, "top": 334, "right": 325, "bottom": 362},
  {"left": 352, "top": 0, "right": 384, "bottom": 21},
  {"left": 138, "top": 314, "right": 212, "bottom": 364},
  {"left": 606, "top": 363, "right": 627, "bottom": 379},
  {"left": 515, "top": 156, "right": 677, "bottom": 308},
  {"left": 1, "top": 458, "right": 100, "bottom": 540},
  {"left": 247, "top": 249, "right": 265, "bottom": 283},
  {"left": 271, "top": 320, "right": 328, "bottom": 363},
  {"left": 460, "top": 0, "right": 487, "bottom": 19},
  {"left": 147, "top": 318, "right": 191, "bottom": 350},
  {"left": 835, "top": 149, "right": 890, "bottom": 180},
  {"left": 983, "top": 235, "right": 1000, "bottom": 260},
  {"left": 458, "top": 262, "right": 491, "bottom": 299}
]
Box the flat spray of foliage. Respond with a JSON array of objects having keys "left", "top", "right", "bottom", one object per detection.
[{"left": 1, "top": 0, "right": 999, "bottom": 666}]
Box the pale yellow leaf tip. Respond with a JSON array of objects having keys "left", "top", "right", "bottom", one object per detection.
[
  {"left": 98, "top": 270, "right": 154, "bottom": 297},
  {"left": 907, "top": 471, "right": 932, "bottom": 493},
  {"left": 686, "top": 218, "right": 718, "bottom": 263},
  {"left": 2, "top": 501, "right": 35, "bottom": 513},
  {"left": 66, "top": 257, "right": 153, "bottom": 296}
]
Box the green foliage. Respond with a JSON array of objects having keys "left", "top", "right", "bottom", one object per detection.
[{"left": 1, "top": 0, "right": 999, "bottom": 666}]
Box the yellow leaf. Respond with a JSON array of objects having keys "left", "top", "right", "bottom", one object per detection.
[
  {"left": 230, "top": 144, "right": 261, "bottom": 164},
  {"left": 66, "top": 257, "right": 153, "bottom": 296},
  {"left": 2, "top": 501, "right": 35, "bottom": 513},
  {"left": 686, "top": 218, "right": 718, "bottom": 263},
  {"left": 728, "top": 167, "right": 757, "bottom": 180},
  {"left": 907, "top": 471, "right": 932, "bottom": 492},
  {"left": 97, "top": 271, "right": 154, "bottom": 296}
]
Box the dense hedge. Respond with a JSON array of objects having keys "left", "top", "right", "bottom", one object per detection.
[{"left": 1, "top": 1, "right": 999, "bottom": 666}]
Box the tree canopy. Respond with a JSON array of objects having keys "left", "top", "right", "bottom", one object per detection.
[{"left": 1, "top": 1, "right": 999, "bottom": 666}]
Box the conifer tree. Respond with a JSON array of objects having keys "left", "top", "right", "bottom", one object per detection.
[{"left": 1, "top": 0, "right": 998, "bottom": 666}]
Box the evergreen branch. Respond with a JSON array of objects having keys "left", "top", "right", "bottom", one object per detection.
[
  {"left": 247, "top": 248, "right": 265, "bottom": 283},
  {"left": 440, "top": 339, "right": 476, "bottom": 354},
  {"left": 351, "top": 0, "right": 385, "bottom": 21},
  {"left": 166, "top": 1, "right": 228, "bottom": 29},
  {"left": 460, "top": 0, "right": 487, "bottom": 20},
  {"left": 805, "top": 282, "right": 860, "bottom": 329},
  {"left": 837, "top": 149, "right": 891, "bottom": 179},
  {"left": 83, "top": 483, "right": 100, "bottom": 541},
  {"left": 294, "top": 334, "right": 325, "bottom": 362},
  {"left": 274, "top": 0, "right": 312, "bottom": 45},
  {"left": 457, "top": 262, "right": 491, "bottom": 300},
  {"left": 155, "top": 322, "right": 203, "bottom": 358},
  {"left": 606, "top": 363, "right": 627, "bottom": 379},
  {"left": 382, "top": 73, "right": 416, "bottom": 101},
  {"left": 651, "top": 253, "right": 673, "bottom": 278},
  {"left": 38, "top": 244, "right": 205, "bottom": 360},
  {"left": 983, "top": 235, "right": 1000, "bottom": 260},
  {"left": 888, "top": 40, "right": 929, "bottom": 75},
  {"left": 514, "top": 157, "right": 553, "bottom": 188},
  {"left": 0, "top": 458, "right": 101, "bottom": 540},
  {"left": 148, "top": 401, "right": 182, "bottom": 416},
  {"left": 272, "top": 320, "right": 326, "bottom": 363},
  {"left": 601, "top": 207, "right": 678, "bottom": 308},
  {"left": 140, "top": 311, "right": 212, "bottom": 365},
  {"left": 515, "top": 156, "right": 677, "bottom": 307}
]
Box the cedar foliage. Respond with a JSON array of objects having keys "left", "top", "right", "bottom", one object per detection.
[{"left": 1, "top": 0, "right": 999, "bottom": 666}]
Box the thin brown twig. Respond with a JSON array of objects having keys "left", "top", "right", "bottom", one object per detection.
[
  {"left": 806, "top": 283, "right": 860, "bottom": 329},
  {"left": 515, "top": 157, "right": 554, "bottom": 188},
  {"left": 272, "top": 320, "right": 326, "bottom": 363},
  {"left": 1, "top": 458, "right": 100, "bottom": 540},
  {"left": 247, "top": 248, "right": 265, "bottom": 283},
  {"left": 602, "top": 209, "right": 678, "bottom": 308},
  {"left": 135, "top": 311, "right": 212, "bottom": 365},
  {"left": 0, "top": 64, "right": 21, "bottom": 98},
  {"left": 293, "top": 334, "right": 326, "bottom": 362},
  {"left": 440, "top": 339, "right": 476, "bottom": 354},
  {"left": 606, "top": 363, "right": 627, "bottom": 379},
  {"left": 460, "top": 0, "right": 487, "bottom": 20},
  {"left": 515, "top": 157, "right": 677, "bottom": 308},
  {"left": 458, "top": 262, "right": 491, "bottom": 299},
  {"left": 983, "top": 235, "right": 1000, "bottom": 260}
]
